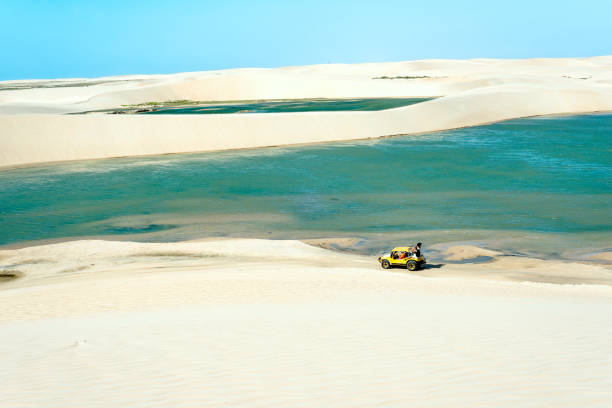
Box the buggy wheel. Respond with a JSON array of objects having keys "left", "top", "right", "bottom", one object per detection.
[
  {"left": 381, "top": 260, "right": 391, "bottom": 269},
  {"left": 407, "top": 260, "right": 417, "bottom": 271}
]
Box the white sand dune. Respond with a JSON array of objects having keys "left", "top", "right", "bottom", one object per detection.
[
  {"left": 1, "top": 57, "right": 611, "bottom": 167},
  {"left": 1, "top": 239, "right": 612, "bottom": 407}
]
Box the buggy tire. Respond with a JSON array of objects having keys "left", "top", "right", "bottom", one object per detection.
[
  {"left": 381, "top": 260, "right": 391, "bottom": 269},
  {"left": 407, "top": 260, "right": 417, "bottom": 271}
]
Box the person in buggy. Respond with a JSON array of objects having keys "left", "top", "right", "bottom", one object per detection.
[{"left": 410, "top": 242, "right": 422, "bottom": 258}]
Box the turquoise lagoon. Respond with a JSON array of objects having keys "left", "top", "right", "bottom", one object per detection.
[
  {"left": 1, "top": 114, "right": 610, "bottom": 260},
  {"left": 138, "top": 98, "right": 433, "bottom": 114}
]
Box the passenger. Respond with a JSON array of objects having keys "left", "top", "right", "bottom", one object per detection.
[
  {"left": 398, "top": 251, "right": 406, "bottom": 259},
  {"left": 411, "top": 243, "right": 422, "bottom": 257}
]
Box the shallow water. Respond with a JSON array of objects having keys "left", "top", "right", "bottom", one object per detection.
[
  {"left": 138, "top": 98, "right": 433, "bottom": 114},
  {"left": 0, "top": 114, "right": 610, "bottom": 258}
]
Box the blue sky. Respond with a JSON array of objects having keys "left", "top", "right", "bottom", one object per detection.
[{"left": 1, "top": 0, "right": 611, "bottom": 80}]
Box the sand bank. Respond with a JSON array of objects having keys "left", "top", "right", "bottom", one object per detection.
[
  {"left": 1, "top": 57, "right": 612, "bottom": 167},
  {"left": 1, "top": 238, "right": 612, "bottom": 407},
  {"left": 2, "top": 239, "right": 612, "bottom": 296}
]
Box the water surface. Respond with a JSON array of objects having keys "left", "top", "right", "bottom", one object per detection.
[
  {"left": 133, "top": 98, "right": 433, "bottom": 114},
  {"left": 1, "top": 114, "right": 610, "bottom": 258}
]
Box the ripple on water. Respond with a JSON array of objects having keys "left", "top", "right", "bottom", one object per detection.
[{"left": 0, "top": 114, "right": 610, "bottom": 256}]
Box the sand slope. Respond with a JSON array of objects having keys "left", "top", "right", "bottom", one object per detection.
[
  {"left": 1, "top": 57, "right": 611, "bottom": 167},
  {"left": 1, "top": 239, "right": 612, "bottom": 407}
]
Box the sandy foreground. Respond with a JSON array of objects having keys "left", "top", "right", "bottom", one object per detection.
[
  {"left": 2, "top": 239, "right": 612, "bottom": 407},
  {"left": 1, "top": 56, "right": 612, "bottom": 167}
]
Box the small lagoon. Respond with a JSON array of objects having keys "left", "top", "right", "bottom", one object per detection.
[{"left": 93, "top": 98, "right": 433, "bottom": 115}]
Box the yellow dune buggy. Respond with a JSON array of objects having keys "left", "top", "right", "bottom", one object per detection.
[{"left": 378, "top": 247, "right": 426, "bottom": 271}]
